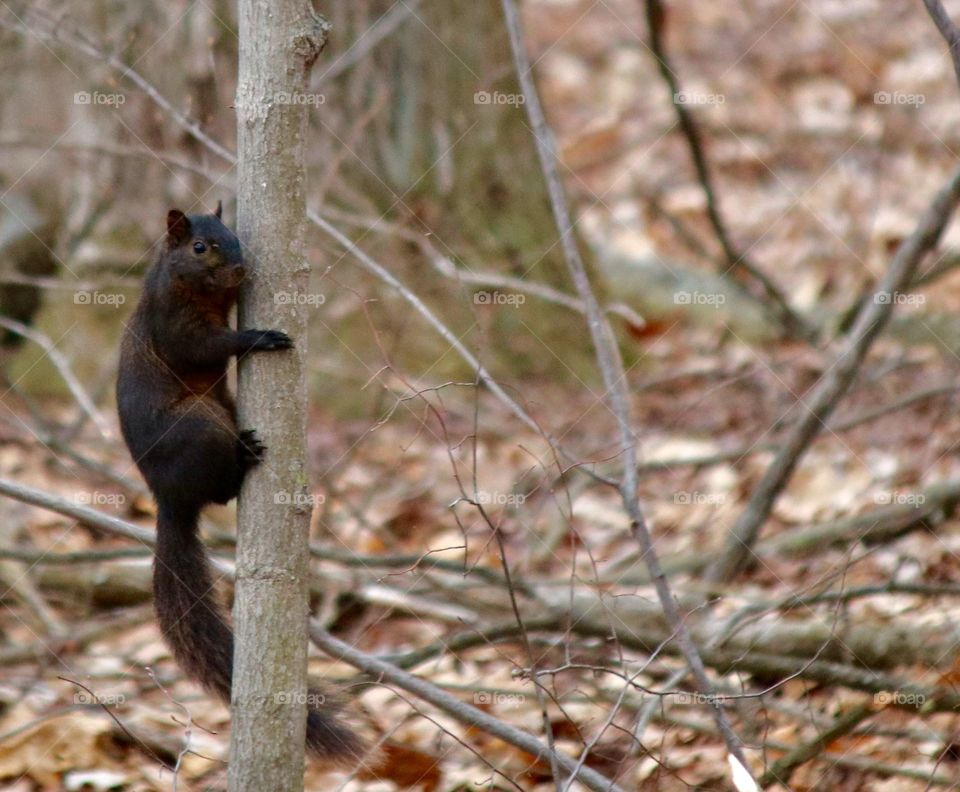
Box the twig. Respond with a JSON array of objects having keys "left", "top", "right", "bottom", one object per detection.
[
  {"left": 144, "top": 667, "right": 204, "bottom": 790},
  {"left": 642, "top": 0, "right": 814, "bottom": 341},
  {"left": 707, "top": 161, "right": 960, "bottom": 582},
  {"left": 309, "top": 624, "right": 628, "bottom": 792},
  {"left": 58, "top": 676, "right": 168, "bottom": 767},
  {"left": 633, "top": 666, "right": 687, "bottom": 743},
  {"left": 419, "top": 231, "right": 645, "bottom": 328},
  {"left": 500, "top": 0, "right": 756, "bottom": 782}
]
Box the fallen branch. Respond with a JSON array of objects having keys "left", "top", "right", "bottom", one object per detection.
[
  {"left": 7, "top": 476, "right": 960, "bottom": 725},
  {"left": 310, "top": 624, "right": 628, "bottom": 792}
]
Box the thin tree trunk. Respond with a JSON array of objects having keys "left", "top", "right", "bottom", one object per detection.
[{"left": 229, "top": 2, "right": 328, "bottom": 789}]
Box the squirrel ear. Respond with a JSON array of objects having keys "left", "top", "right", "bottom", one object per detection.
[
  {"left": 167, "top": 209, "right": 191, "bottom": 245},
  {"left": 214, "top": 200, "right": 222, "bottom": 220}
]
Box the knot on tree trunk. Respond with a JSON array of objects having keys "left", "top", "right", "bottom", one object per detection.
[{"left": 292, "top": 11, "right": 329, "bottom": 69}]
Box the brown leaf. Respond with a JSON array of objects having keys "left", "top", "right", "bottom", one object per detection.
[{"left": 357, "top": 742, "right": 443, "bottom": 791}]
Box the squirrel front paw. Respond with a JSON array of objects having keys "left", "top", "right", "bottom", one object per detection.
[
  {"left": 243, "top": 329, "right": 294, "bottom": 351},
  {"left": 238, "top": 429, "right": 267, "bottom": 467}
]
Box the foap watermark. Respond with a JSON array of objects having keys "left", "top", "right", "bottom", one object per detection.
[
  {"left": 674, "top": 90, "right": 724, "bottom": 106},
  {"left": 235, "top": 692, "right": 323, "bottom": 710},
  {"left": 74, "top": 91, "right": 126, "bottom": 107},
  {"left": 275, "top": 691, "right": 326, "bottom": 706},
  {"left": 274, "top": 290, "right": 325, "bottom": 307},
  {"left": 874, "top": 491, "right": 925, "bottom": 507},
  {"left": 274, "top": 91, "right": 326, "bottom": 107},
  {"left": 74, "top": 691, "right": 126, "bottom": 706},
  {"left": 674, "top": 491, "right": 725, "bottom": 506},
  {"left": 73, "top": 491, "right": 126, "bottom": 507},
  {"left": 74, "top": 290, "right": 125, "bottom": 308},
  {"left": 474, "top": 691, "right": 525, "bottom": 707},
  {"left": 672, "top": 691, "right": 726, "bottom": 705},
  {"left": 874, "top": 291, "right": 924, "bottom": 306},
  {"left": 674, "top": 290, "right": 726, "bottom": 307},
  {"left": 474, "top": 290, "right": 525, "bottom": 307},
  {"left": 474, "top": 90, "right": 525, "bottom": 106},
  {"left": 476, "top": 491, "right": 526, "bottom": 507},
  {"left": 874, "top": 91, "right": 925, "bottom": 107},
  {"left": 274, "top": 490, "right": 325, "bottom": 507},
  {"left": 875, "top": 690, "right": 925, "bottom": 707}
]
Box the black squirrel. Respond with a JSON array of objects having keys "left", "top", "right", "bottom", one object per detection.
[{"left": 116, "top": 205, "right": 361, "bottom": 761}]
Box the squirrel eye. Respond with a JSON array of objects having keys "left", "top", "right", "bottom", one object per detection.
[{"left": 193, "top": 241, "right": 206, "bottom": 254}]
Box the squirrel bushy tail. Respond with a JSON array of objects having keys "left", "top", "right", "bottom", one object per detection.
[
  {"left": 153, "top": 500, "right": 363, "bottom": 760},
  {"left": 153, "top": 502, "right": 232, "bottom": 701}
]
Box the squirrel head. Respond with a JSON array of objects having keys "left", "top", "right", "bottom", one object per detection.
[{"left": 163, "top": 206, "right": 245, "bottom": 292}]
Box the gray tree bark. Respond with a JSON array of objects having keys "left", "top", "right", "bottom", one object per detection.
[{"left": 228, "top": 2, "right": 328, "bottom": 789}]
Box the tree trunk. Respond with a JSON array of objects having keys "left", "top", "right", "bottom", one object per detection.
[{"left": 229, "top": 2, "right": 327, "bottom": 789}]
